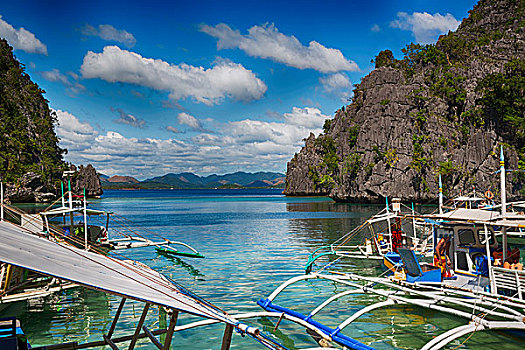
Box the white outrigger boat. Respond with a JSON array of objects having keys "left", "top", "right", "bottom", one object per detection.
[
  {"left": 259, "top": 147, "right": 525, "bottom": 349},
  {"left": 305, "top": 198, "right": 434, "bottom": 273},
  {"left": 1, "top": 172, "right": 203, "bottom": 308},
  {"left": 6, "top": 171, "right": 204, "bottom": 258},
  {"left": 0, "top": 217, "right": 320, "bottom": 350}
]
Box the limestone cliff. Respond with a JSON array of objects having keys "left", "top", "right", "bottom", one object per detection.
[
  {"left": 285, "top": 0, "right": 525, "bottom": 202},
  {"left": 0, "top": 38, "right": 104, "bottom": 202},
  {"left": 71, "top": 164, "right": 103, "bottom": 198}
]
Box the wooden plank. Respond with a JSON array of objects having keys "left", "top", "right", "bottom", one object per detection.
[
  {"left": 128, "top": 303, "right": 150, "bottom": 350},
  {"left": 162, "top": 310, "right": 179, "bottom": 350},
  {"left": 220, "top": 323, "right": 234, "bottom": 350},
  {"left": 142, "top": 325, "right": 163, "bottom": 349}
]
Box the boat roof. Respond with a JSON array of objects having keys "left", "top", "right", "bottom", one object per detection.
[
  {"left": 0, "top": 221, "right": 233, "bottom": 323},
  {"left": 422, "top": 208, "right": 525, "bottom": 228},
  {"left": 40, "top": 206, "right": 109, "bottom": 216},
  {"left": 453, "top": 196, "right": 485, "bottom": 202},
  {"left": 436, "top": 208, "right": 501, "bottom": 221}
]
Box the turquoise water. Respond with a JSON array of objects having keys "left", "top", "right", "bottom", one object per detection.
[{"left": 1, "top": 189, "right": 523, "bottom": 349}]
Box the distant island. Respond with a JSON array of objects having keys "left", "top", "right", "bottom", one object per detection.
[{"left": 100, "top": 171, "right": 285, "bottom": 189}]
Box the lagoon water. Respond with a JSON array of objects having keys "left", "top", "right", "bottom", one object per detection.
[{"left": 1, "top": 189, "right": 523, "bottom": 349}]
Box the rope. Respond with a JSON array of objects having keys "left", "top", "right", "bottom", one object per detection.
[{"left": 451, "top": 289, "right": 520, "bottom": 350}]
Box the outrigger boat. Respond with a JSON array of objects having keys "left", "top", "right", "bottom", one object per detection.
[
  {"left": 0, "top": 218, "right": 318, "bottom": 350},
  {"left": 1, "top": 172, "right": 204, "bottom": 308},
  {"left": 306, "top": 197, "right": 434, "bottom": 273},
  {"left": 5, "top": 171, "right": 204, "bottom": 258},
  {"left": 259, "top": 147, "right": 525, "bottom": 349}
]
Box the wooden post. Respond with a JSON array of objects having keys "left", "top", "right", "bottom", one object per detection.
[
  {"left": 107, "top": 298, "right": 126, "bottom": 339},
  {"left": 162, "top": 309, "right": 179, "bottom": 350},
  {"left": 128, "top": 303, "right": 150, "bottom": 350},
  {"left": 220, "top": 323, "right": 234, "bottom": 350}
]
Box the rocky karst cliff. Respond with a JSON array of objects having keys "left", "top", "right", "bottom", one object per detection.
[
  {"left": 285, "top": 0, "right": 525, "bottom": 202},
  {"left": 0, "top": 38, "right": 103, "bottom": 202}
]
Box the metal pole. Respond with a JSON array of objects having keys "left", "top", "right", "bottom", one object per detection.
[
  {"left": 68, "top": 176, "right": 73, "bottom": 209},
  {"left": 83, "top": 188, "right": 88, "bottom": 250},
  {"left": 61, "top": 181, "right": 65, "bottom": 207},
  {"left": 485, "top": 225, "right": 496, "bottom": 293},
  {"left": 438, "top": 174, "right": 443, "bottom": 214},
  {"left": 220, "top": 324, "right": 234, "bottom": 350},
  {"left": 500, "top": 146, "right": 506, "bottom": 217},
  {"left": 502, "top": 227, "right": 508, "bottom": 262},
  {"left": 107, "top": 298, "right": 126, "bottom": 339}
]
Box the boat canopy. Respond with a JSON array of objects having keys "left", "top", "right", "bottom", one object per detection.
[
  {"left": 453, "top": 196, "right": 485, "bottom": 202},
  {"left": 40, "top": 206, "right": 109, "bottom": 216},
  {"left": 424, "top": 208, "right": 501, "bottom": 222},
  {"left": 0, "top": 221, "right": 233, "bottom": 323}
]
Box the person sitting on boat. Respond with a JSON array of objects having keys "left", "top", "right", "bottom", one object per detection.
[
  {"left": 503, "top": 247, "right": 523, "bottom": 271},
  {"left": 434, "top": 237, "right": 453, "bottom": 278}
]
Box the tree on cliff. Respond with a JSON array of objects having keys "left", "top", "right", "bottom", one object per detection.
[
  {"left": 285, "top": 0, "right": 525, "bottom": 202},
  {"left": 0, "top": 38, "right": 66, "bottom": 185}
]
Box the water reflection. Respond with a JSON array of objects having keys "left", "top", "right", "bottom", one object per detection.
[{"left": 1, "top": 288, "right": 111, "bottom": 346}]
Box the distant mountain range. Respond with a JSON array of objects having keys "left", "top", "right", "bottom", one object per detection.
[{"left": 100, "top": 171, "right": 285, "bottom": 189}]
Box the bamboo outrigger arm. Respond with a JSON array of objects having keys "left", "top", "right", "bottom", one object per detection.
[{"left": 259, "top": 272, "right": 525, "bottom": 349}]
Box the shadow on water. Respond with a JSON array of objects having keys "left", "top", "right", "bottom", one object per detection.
[{"left": 155, "top": 253, "right": 205, "bottom": 278}]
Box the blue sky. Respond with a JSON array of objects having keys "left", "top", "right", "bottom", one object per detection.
[{"left": 0, "top": 0, "right": 477, "bottom": 179}]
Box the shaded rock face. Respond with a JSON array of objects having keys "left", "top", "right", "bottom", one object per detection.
[
  {"left": 4, "top": 172, "right": 56, "bottom": 203},
  {"left": 285, "top": 0, "right": 525, "bottom": 202},
  {"left": 71, "top": 164, "right": 103, "bottom": 197},
  {"left": 3, "top": 164, "right": 104, "bottom": 203}
]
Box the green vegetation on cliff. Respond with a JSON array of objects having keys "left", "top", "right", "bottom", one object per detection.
[
  {"left": 0, "top": 39, "right": 66, "bottom": 185},
  {"left": 285, "top": 0, "right": 525, "bottom": 202}
]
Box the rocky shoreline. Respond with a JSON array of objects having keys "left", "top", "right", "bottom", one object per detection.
[{"left": 3, "top": 164, "right": 103, "bottom": 203}]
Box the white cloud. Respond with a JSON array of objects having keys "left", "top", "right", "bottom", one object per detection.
[
  {"left": 55, "top": 107, "right": 329, "bottom": 178},
  {"left": 0, "top": 15, "right": 47, "bottom": 54},
  {"left": 80, "top": 46, "right": 267, "bottom": 105},
  {"left": 41, "top": 68, "right": 86, "bottom": 94},
  {"left": 319, "top": 73, "right": 352, "bottom": 103},
  {"left": 111, "top": 107, "right": 146, "bottom": 128},
  {"left": 200, "top": 23, "right": 359, "bottom": 73},
  {"left": 177, "top": 112, "right": 202, "bottom": 130},
  {"left": 390, "top": 12, "right": 460, "bottom": 44},
  {"left": 226, "top": 107, "right": 328, "bottom": 148},
  {"left": 166, "top": 126, "right": 180, "bottom": 134},
  {"left": 371, "top": 24, "right": 380, "bottom": 32},
  {"left": 81, "top": 24, "right": 136, "bottom": 48},
  {"left": 54, "top": 109, "right": 98, "bottom": 151}
]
